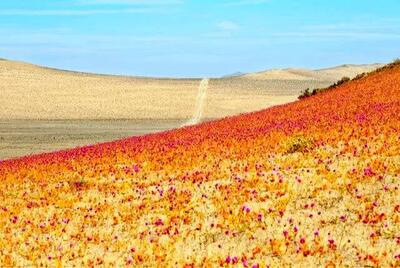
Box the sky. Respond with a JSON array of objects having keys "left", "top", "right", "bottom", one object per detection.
[{"left": 0, "top": 0, "right": 399, "bottom": 77}]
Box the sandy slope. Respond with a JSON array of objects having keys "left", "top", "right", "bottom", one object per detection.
[
  {"left": 0, "top": 59, "right": 383, "bottom": 120},
  {"left": 0, "top": 60, "right": 201, "bottom": 120},
  {"left": 243, "top": 64, "right": 383, "bottom": 81}
]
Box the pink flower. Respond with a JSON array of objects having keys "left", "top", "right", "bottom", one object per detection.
[
  {"left": 225, "top": 256, "right": 231, "bottom": 264},
  {"left": 126, "top": 255, "right": 134, "bottom": 265},
  {"left": 232, "top": 256, "right": 238, "bottom": 264},
  {"left": 283, "top": 230, "right": 289, "bottom": 238},
  {"left": 242, "top": 205, "right": 251, "bottom": 213},
  {"left": 364, "top": 167, "right": 375, "bottom": 177},
  {"left": 300, "top": 237, "right": 306, "bottom": 244},
  {"left": 154, "top": 219, "right": 164, "bottom": 226},
  {"left": 132, "top": 164, "right": 140, "bottom": 173}
]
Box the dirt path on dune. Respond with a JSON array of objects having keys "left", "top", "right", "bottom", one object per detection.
[{"left": 183, "top": 78, "right": 209, "bottom": 126}]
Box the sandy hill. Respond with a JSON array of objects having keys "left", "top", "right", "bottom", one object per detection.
[
  {"left": 0, "top": 59, "right": 383, "bottom": 120},
  {"left": 0, "top": 62, "right": 399, "bottom": 266},
  {"left": 243, "top": 63, "right": 384, "bottom": 81},
  {"left": 0, "top": 59, "right": 201, "bottom": 120}
]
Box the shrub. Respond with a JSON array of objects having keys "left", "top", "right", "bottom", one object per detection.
[
  {"left": 298, "top": 88, "right": 312, "bottom": 99},
  {"left": 335, "top": 76, "right": 350, "bottom": 86},
  {"left": 282, "top": 134, "right": 314, "bottom": 154},
  {"left": 354, "top": 72, "right": 366, "bottom": 80}
]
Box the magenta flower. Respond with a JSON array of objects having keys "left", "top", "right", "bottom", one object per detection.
[
  {"left": 154, "top": 219, "right": 164, "bottom": 226},
  {"left": 132, "top": 164, "right": 140, "bottom": 173},
  {"left": 364, "top": 167, "right": 375, "bottom": 177},
  {"left": 225, "top": 256, "right": 231, "bottom": 264},
  {"left": 242, "top": 205, "right": 251, "bottom": 213},
  {"left": 283, "top": 230, "right": 289, "bottom": 238},
  {"left": 232, "top": 256, "right": 238, "bottom": 264}
]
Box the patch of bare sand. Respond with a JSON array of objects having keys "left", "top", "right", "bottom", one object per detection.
[
  {"left": 0, "top": 119, "right": 183, "bottom": 160},
  {"left": 0, "top": 60, "right": 201, "bottom": 120}
]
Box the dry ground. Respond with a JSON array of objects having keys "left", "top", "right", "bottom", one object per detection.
[{"left": 0, "top": 120, "right": 183, "bottom": 160}]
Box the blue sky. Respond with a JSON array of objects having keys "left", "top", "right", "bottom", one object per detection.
[{"left": 0, "top": 0, "right": 399, "bottom": 77}]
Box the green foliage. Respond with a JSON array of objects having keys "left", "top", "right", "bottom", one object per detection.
[
  {"left": 353, "top": 72, "right": 366, "bottom": 80},
  {"left": 298, "top": 88, "right": 312, "bottom": 99},
  {"left": 282, "top": 134, "right": 314, "bottom": 154}
]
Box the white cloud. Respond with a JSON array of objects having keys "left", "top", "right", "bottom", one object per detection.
[{"left": 217, "top": 21, "right": 240, "bottom": 31}]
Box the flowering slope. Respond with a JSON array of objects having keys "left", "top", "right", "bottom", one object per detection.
[{"left": 1, "top": 64, "right": 400, "bottom": 267}]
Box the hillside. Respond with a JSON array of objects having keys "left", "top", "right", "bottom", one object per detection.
[
  {"left": 0, "top": 59, "right": 200, "bottom": 120},
  {"left": 243, "top": 64, "right": 383, "bottom": 81},
  {"left": 0, "top": 62, "right": 399, "bottom": 266},
  {"left": 0, "top": 59, "right": 382, "bottom": 120}
]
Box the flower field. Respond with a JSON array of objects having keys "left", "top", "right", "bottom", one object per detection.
[{"left": 1, "top": 64, "right": 400, "bottom": 267}]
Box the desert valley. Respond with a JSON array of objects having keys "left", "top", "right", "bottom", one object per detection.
[
  {"left": 1, "top": 1, "right": 399, "bottom": 266},
  {"left": 1, "top": 60, "right": 399, "bottom": 267}
]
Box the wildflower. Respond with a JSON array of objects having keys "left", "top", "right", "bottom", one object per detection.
[
  {"left": 225, "top": 256, "right": 231, "bottom": 264},
  {"left": 154, "top": 219, "right": 164, "bottom": 226},
  {"left": 132, "top": 164, "right": 140, "bottom": 173},
  {"left": 126, "top": 256, "right": 134, "bottom": 265},
  {"left": 283, "top": 230, "right": 289, "bottom": 238},
  {"left": 364, "top": 167, "right": 375, "bottom": 177},
  {"left": 232, "top": 256, "right": 238, "bottom": 264},
  {"left": 242, "top": 205, "right": 251, "bottom": 213}
]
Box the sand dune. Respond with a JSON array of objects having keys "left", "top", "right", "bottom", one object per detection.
[
  {"left": 243, "top": 64, "right": 383, "bottom": 81},
  {"left": 0, "top": 60, "right": 201, "bottom": 120},
  {"left": 0, "top": 59, "right": 383, "bottom": 121}
]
